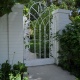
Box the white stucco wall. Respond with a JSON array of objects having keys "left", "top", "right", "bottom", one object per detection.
[
  {"left": 9, "top": 4, "right": 24, "bottom": 64},
  {"left": 51, "top": 9, "right": 71, "bottom": 64},
  {"left": 0, "top": 4, "right": 24, "bottom": 64},
  {"left": 0, "top": 14, "right": 8, "bottom": 64}
]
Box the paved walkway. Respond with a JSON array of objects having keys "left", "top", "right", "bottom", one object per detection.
[{"left": 28, "top": 65, "right": 76, "bottom": 80}]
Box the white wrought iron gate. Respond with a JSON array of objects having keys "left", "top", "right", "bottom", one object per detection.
[{"left": 23, "top": 2, "right": 54, "bottom": 66}]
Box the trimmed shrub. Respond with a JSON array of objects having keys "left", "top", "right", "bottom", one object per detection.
[{"left": 55, "top": 15, "right": 80, "bottom": 78}]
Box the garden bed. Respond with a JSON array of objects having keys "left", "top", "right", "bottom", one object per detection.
[{"left": 0, "top": 61, "right": 29, "bottom": 80}]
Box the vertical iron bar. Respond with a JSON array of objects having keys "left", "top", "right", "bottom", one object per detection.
[
  {"left": 38, "top": 4, "right": 39, "bottom": 13},
  {"left": 49, "top": 11, "right": 51, "bottom": 58},
  {"left": 44, "top": 26, "right": 46, "bottom": 58},
  {"left": 34, "top": 26, "right": 36, "bottom": 53},
  {"left": 28, "top": 11, "right": 30, "bottom": 51},
  {"left": 39, "top": 3, "right": 42, "bottom": 58},
  {"left": 39, "top": 25, "right": 41, "bottom": 58}
]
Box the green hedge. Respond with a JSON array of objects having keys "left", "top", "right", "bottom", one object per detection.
[{"left": 55, "top": 15, "right": 80, "bottom": 78}]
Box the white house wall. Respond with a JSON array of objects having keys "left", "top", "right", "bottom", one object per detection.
[
  {"left": 0, "top": 4, "right": 24, "bottom": 65},
  {"left": 0, "top": 14, "right": 8, "bottom": 64},
  {"left": 8, "top": 4, "right": 24, "bottom": 64}
]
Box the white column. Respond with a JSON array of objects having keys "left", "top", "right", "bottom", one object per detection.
[
  {"left": 9, "top": 4, "right": 24, "bottom": 64},
  {"left": 51, "top": 9, "right": 71, "bottom": 64}
]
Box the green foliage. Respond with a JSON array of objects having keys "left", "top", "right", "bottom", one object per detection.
[
  {"left": 70, "top": 14, "right": 80, "bottom": 24},
  {"left": 9, "top": 73, "right": 29, "bottom": 80},
  {"left": 30, "top": 40, "right": 49, "bottom": 58},
  {"left": 13, "top": 61, "right": 27, "bottom": 80},
  {"left": 0, "top": 0, "right": 30, "bottom": 17},
  {"left": 0, "top": 0, "right": 80, "bottom": 17},
  {"left": 58, "top": 2, "right": 68, "bottom": 9},
  {"left": 23, "top": 77, "right": 29, "bottom": 80},
  {"left": 55, "top": 15, "right": 80, "bottom": 79},
  {"left": 9, "top": 73, "right": 21, "bottom": 80},
  {"left": 76, "top": 78, "right": 80, "bottom": 80},
  {"left": 23, "top": 6, "right": 29, "bottom": 16},
  {"left": 0, "top": 60, "right": 11, "bottom": 80},
  {"left": 75, "top": 0, "right": 80, "bottom": 7},
  {"left": 29, "top": 3, "right": 57, "bottom": 57},
  {"left": 13, "top": 61, "right": 27, "bottom": 73},
  {"left": 0, "top": 61, "right": 28, "bottom": 80},
  {"left": 62, "top": 0, "right": 76, "bottom": 10},
  {"left": 0, "top": 0, "right": 15, "bottom": 17},
  {"left": 54, "top": 0, "right": 80, "bottom": 10},
  {"left": 15, "top": 0, "right": 29, "bottom": 4}
]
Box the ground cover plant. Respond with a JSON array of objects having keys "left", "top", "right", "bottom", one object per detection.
[{"left": 0, "top": 61, "right": 28, "bottom": 80}]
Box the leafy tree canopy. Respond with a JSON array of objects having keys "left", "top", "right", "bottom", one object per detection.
[
  {"left": 0, "top": 0, "right": 30, "bottom": 17},
  {"left": 53, "top": 0, "right": 80, "bottom": 10},
  {"left": 0, "top": 0, "right": 80, "bottom": 17},
  {"left": 0, "top": 0, "right": 52, "bottom": 17}
]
